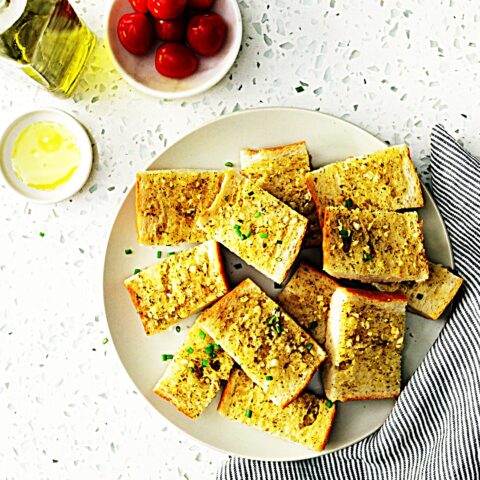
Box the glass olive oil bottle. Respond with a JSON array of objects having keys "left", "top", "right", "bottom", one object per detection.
[{"left": 0, "top": 0, "right": 96, "bottom": 96}]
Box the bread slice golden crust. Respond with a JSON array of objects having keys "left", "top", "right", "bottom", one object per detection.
[
  {"left": 373, "top": 261, "right": 463, "bottom": 320},
  {"left": 136, "top": 170, "right": 224, "bottom": 246},
  {"left": 197, "top": 278, "right": 327, "bottom": 408},
  {"left": 323, "top": 287, "right": 407, "bottom": 402},
  {"left": 124, "top": 241, "right": 229, "bottom": 335},
  {"left": 218, "top": 369, "right": 336, "bottom": 452},
  {"left": 305, "top": 144, "right": 424, "bottom": 226},
  {"left": 277, "top": 262, "right": 340, "bottom": 345},
  {"left": 240, "top": 141, "right": 321, "bottom": 247},
  {"left": 322, "top": 206, "right": 429, "bottom": 283},
  {"left": 197, "top": 171, "right": 308, "bottom": 284},
  {"left": 153, "top": 321, "right": 234, "bottom": 419}
]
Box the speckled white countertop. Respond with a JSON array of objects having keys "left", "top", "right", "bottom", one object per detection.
[{"left": 1, "top": 1, "right": 479, "bottom": 479}]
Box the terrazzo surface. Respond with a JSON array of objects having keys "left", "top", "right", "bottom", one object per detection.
[{"left": 1, "top": 1, "right": 480, "bottom": 479}]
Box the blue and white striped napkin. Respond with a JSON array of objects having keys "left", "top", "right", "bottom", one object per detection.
[{"left": 218, "top": 125, "right": 480, "bottom": 480}]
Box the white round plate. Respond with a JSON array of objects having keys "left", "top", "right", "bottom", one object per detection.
[
  {"left": 105, "top": 0, "right": 242, "bottom": 100},
  {"left": 0, "top": 108, "right": 93, "bottom": 204},
  {"left": 103, "top": 108, "right": 453, "bottom": 461}
]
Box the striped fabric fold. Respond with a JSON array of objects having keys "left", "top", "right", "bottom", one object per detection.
[{"left": 218, "top": 125, "right": 480, "bottom": 480}]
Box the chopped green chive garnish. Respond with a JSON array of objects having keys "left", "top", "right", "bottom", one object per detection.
[
  {"left": 162, "top": 354, "right": 174, "bottom": 361},
  {"left": 234, "top": 224, "right": 251, "bottom": 240},
  {"left": 199, "top": 330, "right": 206, "bottom": 340},
  {"left": 233, "top": 263, "right": 243, "bottom": 269},
  {"left": 339, "top": 229, "right": 350, "bottom": 239},
  {"left": 309, "top": 321, "right": 318, "bottom": 330},
  {"left": 268, "top": 316, "right": 279, "bottom": 325},
  {"left": 102, "top": 338, "right": 109, "bottom": 345},
  {"left": 157, "top": 251, "right": 162, "bottom": 259},
  {"left": 276, "top": 240, "right": 283, "bottom": 245},
  {"left": 175, "top": 326, "right": 181, "bottom": 333},
  {"left": 124, "top": 248, "right": 133, "bottom": 255},
  {"left": 167, "top": 252, "right": 175, "bottom": 257},
  {"left": 259, "top": 233, "right": 268, "bottom": 239},
  {"left": 326, "top": 400, "right": 333, "bottom": 408},
  {"left": 225, "top": 162, "right": 234, "bottom": 167},
  {"left": 275, "top": 323, "right": 282, "bottom": 335},
  {"left": 39, "top": 232, "right": 45, "bottom": 237},
  {"left": 187, "top": 347, "right": 194, "bottom": 354},
  {"left": 275, "top": 257, "right": 282, "bottom": 262},
  {"left": 245, "top": 409, "right": 252, "bottom": 418},
  {"left": 202, "top": 359, "right": 209, "bottom": 367},
  {"left": 189, "top": 367, "right": 195, "bottom": 373},
  {"left": 205, "top": 345, "right": 214, "bottom": 355},
  {"left": 223, "top": 195, "right": 229, "bottom": 201},
  {"left": 248, "top": 191, "right": 254, "bottom": 196},
  {"left": 265, "top": 375, "right": 273, "bottom": 381},
  {"left": 416, "top": 293, "right": 424, "bottom": 300},
  {"left": 345, "top": 198, "right": 353, "bottom": 208},
  {"left": 133, "top": 268, "right": 141, "bottom": 275},
  {"left": 254, "top": 211, "right": 262, "bottom": 218},
  {"left": 307, "top": 343, "right": 313, "bottom": 351},
  {"left": 363, "top": 253, "right": 372, "bottom": 261},
  {"left": 214, "top": 344, "right": 220, "bottom": 350}
]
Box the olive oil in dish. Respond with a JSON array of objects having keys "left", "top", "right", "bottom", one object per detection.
[{"left": 12, "top": 121, "right": 81, "bottom": 190}]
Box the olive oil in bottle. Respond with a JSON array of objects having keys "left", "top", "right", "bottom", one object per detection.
[{"left": 0, "top": 0, "right": 96, "bottom": 96}]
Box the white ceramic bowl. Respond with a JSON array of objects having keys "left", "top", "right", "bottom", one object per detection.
[
  {"left": 105, "top": 0, "right": 243, "bottom": 99},
  {"left": 0, "top": 108, "right": 93, "bottom": 204}
]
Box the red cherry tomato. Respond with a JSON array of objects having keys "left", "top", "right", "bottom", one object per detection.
[
  {"left": 155, "top": 43, "right": 198, "bottom": 78},
  {"left": 147, "top": 0, "right": 187, "bottom": 19},
  {"left": 188, "top": 0, "right": 214, "bottom": 11},
  {"left": 187, "top": 13, "right": 226, "bottom": 57},
  {"left": 154, "top": 16, "right": 186, "bottom": 41},
  {"left": 129, "top": 0, "right": 149, "bottom": 13},
  {"left": 117, "top": 13, "right": 154, "bottom": 56}
]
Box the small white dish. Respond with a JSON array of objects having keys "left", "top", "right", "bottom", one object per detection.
[
  {"left": 0, "top": 108, "right": 93, "bottom": 204},
  {"left": 105, "top": 0, "right": 243, "bottom": 100}
]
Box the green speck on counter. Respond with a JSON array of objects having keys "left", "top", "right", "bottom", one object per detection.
[
  {"left": 102, "top": 338, "right": 109, "bottom": 345},
  {"left": 88, "top": 184, "right": 97, "bottom": 194},
  {"left": 91, "top": 96, "right": 99, "bottom": 103},
  {"left": 39, "top": 232, "right": 45, "bottom": 237},
  {"left": 295, "top": 85, "right": 304, "bottom": 93}
]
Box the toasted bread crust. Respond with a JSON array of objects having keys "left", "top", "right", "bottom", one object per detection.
[{"left": 340, "top": 287, "right": 408, "bottom": 304}]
